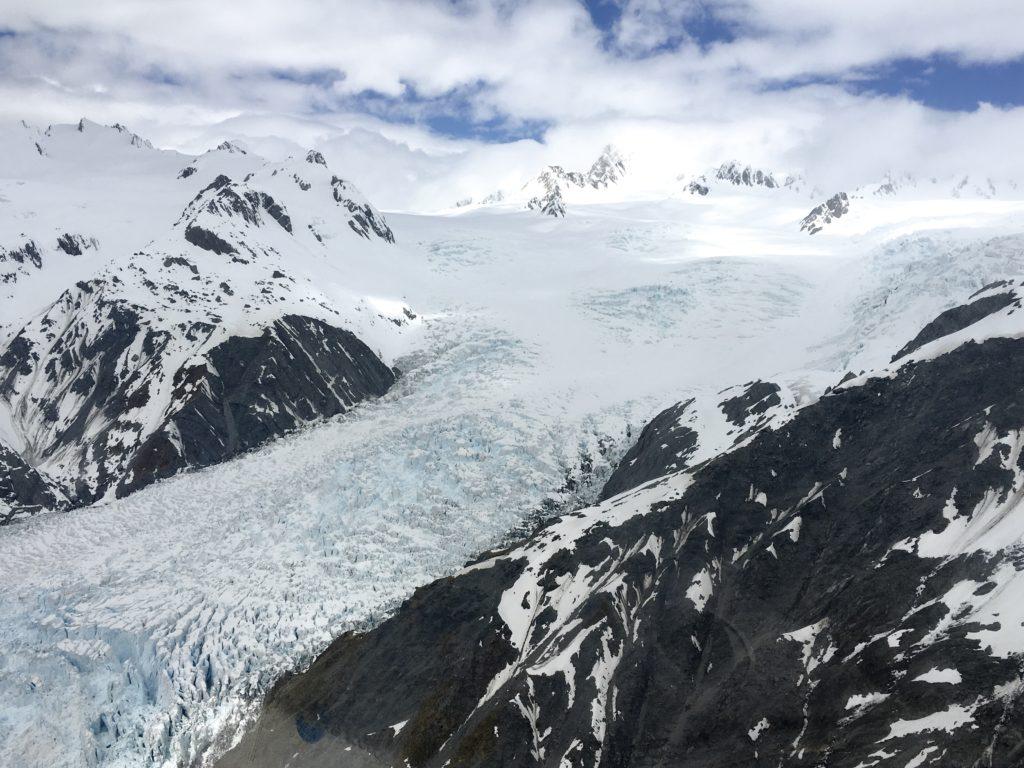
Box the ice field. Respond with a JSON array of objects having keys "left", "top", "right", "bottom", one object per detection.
[{"left": 4, "top": 158, "right": 1024, "bottom": 767}]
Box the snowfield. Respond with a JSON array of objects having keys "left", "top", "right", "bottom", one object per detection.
[{"left": 3, "top": 124, "right": 1024, "bottom": 767}]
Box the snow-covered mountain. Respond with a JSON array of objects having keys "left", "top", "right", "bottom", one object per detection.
[
  {"left": 452, "top": 148, "right": 1024, "bottom": 243},
  {"left": 220, "top": 279, "right": 1024, "bottom": 768},
  {"left": 5, "top": 119, "right": 1024, "bottom": 768},
  {"left": 866, "top": 170, "right": 1020, "bottom": 200},
  {"left": 463, "top": 156, "right": 807, "bottom": 215},
  {"left": 681, "top": 160, "right": 805, "bottom": 197},
  {"left": 0, "top": 119, "right": 414, "bottom": 514},
  {"left": 800, "top": 192, "right": 850, "bottom": 234},
  {"left": 454, "top": 146, "right": 627, "bottom": 217},
  {"left": 520, "top": 146, "right": 627, "bottom": 217},
  {"left": 799, "top": 172, "right": 1024, "bottom": 236}
]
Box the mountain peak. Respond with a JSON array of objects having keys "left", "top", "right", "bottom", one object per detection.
[
  {"left": 683, "top": 160, "right": 803, "bottom": 196},
  {"left": 214, "top": 140, "right": 248, "bottom": 154},
  {"left": 586, "top": 145, "right": 626, "bottom": 188},
  {"left": 305, "top": 149, "right": 328, "bottom": 166},
  {"left": 522, "top": 146, "right": 629, "bottom": 216},
  {"left": 714, "top": 160, "right": 778, "bottom": 188}
]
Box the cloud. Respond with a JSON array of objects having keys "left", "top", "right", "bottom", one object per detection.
[
  {"left": 0, "top": 0, "right": 1022, "bottom": 210},
  {"left": 611, "top": 0, "right": 702, "bottom": 54}
]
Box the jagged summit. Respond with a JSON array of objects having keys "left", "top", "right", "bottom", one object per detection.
[
  {"left": 178, "top": 154, "right": 395, "bottom": 249},
  {"left": 522, "top": 145, "right": 628, "bottom": 217},
  {"left": 451, "top": 149, "right": 1022, "bottom": 226},
  {"left": 585, "top": 145, "right": 627, "bottom": 188},
  {"left": 714, "top": 160, "right": 780, "bottom": 188},
  {"left": 800, "top": 192, "right": 849, "bottom": 234},
  {"left": 683, "top": 161, "right": 803, "bottom": 196},
  {"left": 451, "top": 145, "right": 628, "bottom": 216},
  {"left": 305, "top": 149, "right": 327, "bottom": 166},
  {"left": 214, "top": 139, "right": 248, "bottom": 154}
]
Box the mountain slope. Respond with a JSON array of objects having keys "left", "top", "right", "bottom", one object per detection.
[
  {"left": 219, "top": 285, "right": 1024, "bottom": 768},
  {"left": 119, "top": 313, "right": 396, "bottom": 498},
  {"left": 0, "top": 121, "right": 410, "bottom": 511},
  {"left": 6, "top": 118, "right": 1024, "bottom": 768}
]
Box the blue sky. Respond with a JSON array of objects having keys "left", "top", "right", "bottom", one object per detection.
[
  {"left": 583, "top": 0, "right": 737, "bottom": 52},
  {"left": 849, "top": 56, "right": 1024, "bottom": 112},
  {"left": 5, "top": 0, "right": 1022, "bottom": 143},
  {"left": 272, "top": 0, "right": 1024, "bottom": 143},
  {"left": 577, "top": 0, "right": 1024, "bottom": 119},
  {"left": 331, "top": 0, "right": 1024, "bottom": 140}
]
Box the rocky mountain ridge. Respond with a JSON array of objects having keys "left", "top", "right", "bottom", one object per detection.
[
  {"left": 522, "top": 146, "right": 627, "bottom": 217},
  {"left": 681, "top": 160, "right": 804, "bottom": 197},
  {"left": 450, "top": 147, "right": 1021, "bottom": 238},
  {"left": 0, "top": 119, "right": 412, "bottom": 519}
]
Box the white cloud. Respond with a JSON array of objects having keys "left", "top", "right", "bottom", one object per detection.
[
  {"left": 0, "top": 0, "right": 1022, "bottom": 210},
  {"left": 612, "top": 0, "right": 700, "bottom": 54}
]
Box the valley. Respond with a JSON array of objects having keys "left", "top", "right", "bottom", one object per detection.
[{"left": 2, "top": 121, "right": 1024, "bottom": 767}]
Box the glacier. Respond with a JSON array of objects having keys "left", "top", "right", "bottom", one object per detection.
[{"left": 4, "top": 122, "right": 1024, "bottom": 768}]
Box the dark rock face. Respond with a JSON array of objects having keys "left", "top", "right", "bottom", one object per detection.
[
  {"left": 719, "top": 379, "right": 782, "bottom": 427},
  {"left": 801, "top": 193, "right": 849, "bottom": 234},
  {"left": 2, "top": 285, "right": 177, "bottom": 502},
  {"left": 188, "top": 178, "right": 294, "bottom": 234},
  {"left": 177, "top": 174, "right": 298, "bottom": 255},
  {"left": 971, "top": 280, "right": 1011, "bottom": 298},
  {"left": 0, "top": 442, "right": 68, "bottom": 524},
  {"left": 0, "top": 281, "right": 395, "bottom": 507},
  {"left": 330, "top": 176, "right": 395, "bottom": 242},
  {"left": 185, "top": 224, "right": 237, "bottom": 255},
  {"left": 176, "top": 164, "right": 393, "bottom": 248},
  {"left": 599, "top": 399, "right": 698, "bottom": 500},
  {"left": 259, "top": 191, "right": 293, "bottom": 233},
  {"left": 121, "top": 314, "right": 395, "bottom": 496},
  {"left": 1, "top": 240, "right": 44, "bottom": 286},
  {"left": 892, "top": 291, "right": 1019, "bottom": 361},
  {"left": 56, "top": 233, "right": 97, "bottom": 255},
  {"left": 2, "top": 148, "right": 399, "bottom": 517},
  {"left": 1, "top": 240, "right": 42, "bottom": 269},
  {"left": 218, "top": 331, "right": 1024, "bottom": 768},
  {"left": 600, "top": 381, "right": 790, "bottom": 503},
  {"left": 162, "top": 255, "right": 199, "bottom": 274}
]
